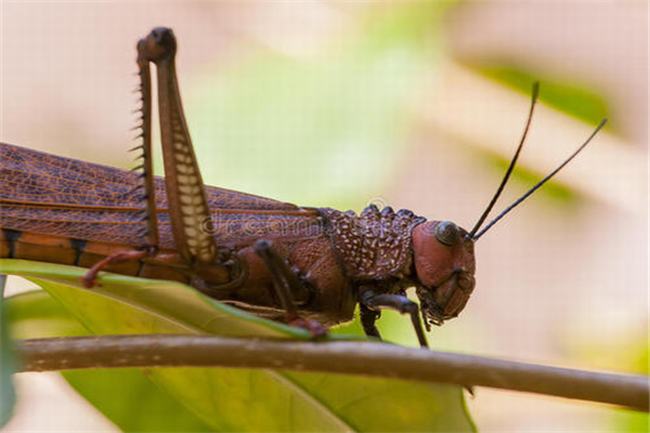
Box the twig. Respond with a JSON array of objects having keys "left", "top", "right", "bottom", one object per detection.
[{"left": 16, "top": 335, "right": 649, "bottom": 412}]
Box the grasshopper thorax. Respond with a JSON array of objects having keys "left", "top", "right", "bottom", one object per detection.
[{"left": 412, "top": 221, "right": 476, "bottom": 327}]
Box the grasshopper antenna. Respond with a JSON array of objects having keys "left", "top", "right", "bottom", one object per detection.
[
  {"left": 467, "top": 82, "right": 540, "bottom": 239},
  {"left": 472, "top": 118, "right": 607, "bottom": 240}
]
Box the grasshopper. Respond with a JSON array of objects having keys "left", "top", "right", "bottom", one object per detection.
[{"left": 0, "top": 28, "right": 606, "bottom": 347}]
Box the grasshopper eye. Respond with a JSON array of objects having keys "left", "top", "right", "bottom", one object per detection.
[{"left": 435, "top": 221, "right": 458, "bottom": 246}]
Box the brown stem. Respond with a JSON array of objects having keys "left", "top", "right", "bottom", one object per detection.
[{"left": 15, "top": 335, "right": 649, "bottom": 412}]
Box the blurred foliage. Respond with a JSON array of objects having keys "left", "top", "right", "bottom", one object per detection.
[
  {"left": 480, "top": 148, "right": 580, "bottom": 206},
  {"left": 183, "top": 1, "right": 603, "bottom": 213},
  {"left": 613, "top": 342, "right": 649, "bottom": 432},
  {"left": 477, "top": 65, "right": 610, "bottom": 129},
  {"left": 187, "top": 2, "right": 452, "bottom": 210},
  {"left": 563, "top": 327, "right": 649, "bottom": 431},
  {"left": 466, "top": 63, "right": 613, "bottom": 206},
  {"left": 0, "top": 275, "right": 16, "bottom": 428}
]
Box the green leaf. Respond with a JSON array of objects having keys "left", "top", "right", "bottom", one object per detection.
[
  {"left": 63, "top": 369, "right": 214, "bottom": 433},
  {"left": 5, "top": 290, "right": 213, "bottom": 432},
  {"left": 1, "top": 260, "right": 475, "bottom": 432},
  {"left": 0, "top": 275, "right": 17, "bottom": 428},
  {"left": 6, "top": 289, "right": 88, "bottom": 339}
]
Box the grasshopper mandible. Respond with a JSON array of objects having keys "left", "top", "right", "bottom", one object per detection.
[{"left": 0, "top": 28, "right": 606, "bottom": 347}]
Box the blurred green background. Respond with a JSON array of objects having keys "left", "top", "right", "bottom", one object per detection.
[{"left": 2, "top": 1, "right": 647, "bottom": 432}]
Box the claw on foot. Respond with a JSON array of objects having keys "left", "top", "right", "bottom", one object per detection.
[{"left": 288, "top": 317, "right": 328, "bottom": 339}]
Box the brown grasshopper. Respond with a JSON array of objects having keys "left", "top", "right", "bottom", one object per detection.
[{"left": 0, "top": 28, "right": 606, "bottom": 347}]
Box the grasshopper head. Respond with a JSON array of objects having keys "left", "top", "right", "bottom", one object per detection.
[
  {"left": 407, "top": 86, "right": 605, "bottom": 328},
  {"left": 138, "top": 27, "right": 177, "bottom": 63},
  {"left": 412, "top": 221, "right": 476, "bottom": 327}
]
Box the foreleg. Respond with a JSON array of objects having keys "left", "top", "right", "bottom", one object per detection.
[{"left": 359, "top": 288, "right": 428, "bottom": 348}]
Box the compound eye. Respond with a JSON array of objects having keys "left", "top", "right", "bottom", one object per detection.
[{"left": 435, "top": 221, "right": 458, "bottom": 246}]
